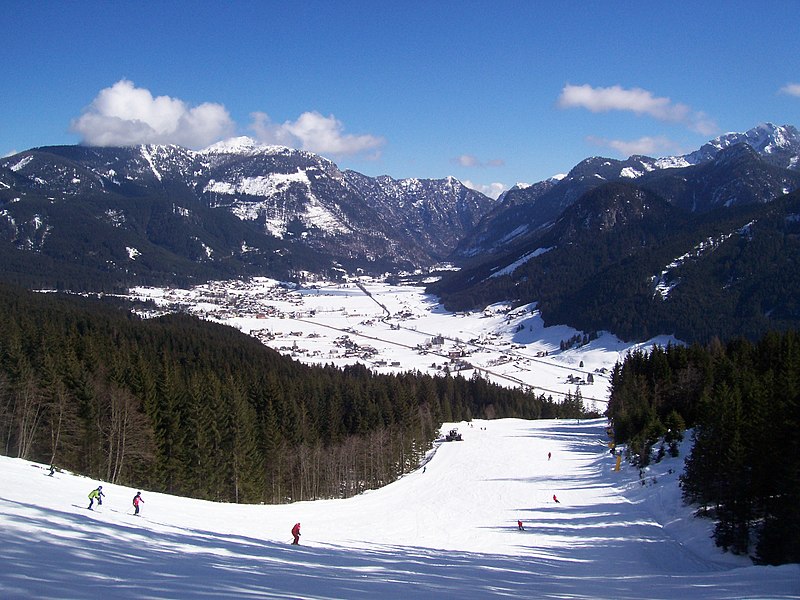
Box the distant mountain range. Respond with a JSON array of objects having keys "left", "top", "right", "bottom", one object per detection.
[
  {"left": 454, "top": 123, "right": 800, "bottom": 259},
  {"left": 2, "top": 123, "right": 800, "bottom": 342},
  {"left": 0, "top": 137, "right": 492, "bottom": 287},
  {"left": 434, "top": 124, "right": 800, "bottom": 342}
]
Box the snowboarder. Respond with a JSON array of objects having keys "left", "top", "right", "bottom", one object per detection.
[
  {"left": 291, "top": 522, "right": 301, "bottom": 545},
  {"left": 518, "top": 520, "right": 524, "bottom": 531},
  {"left": 132, "top": 491, "right": 144, "bottom": 515},
  {"left": 553, "top": 494, "right": 560, "bottom": 503},
  {"left": 87, "top": 486, "right": 104, "bottom": 510}
]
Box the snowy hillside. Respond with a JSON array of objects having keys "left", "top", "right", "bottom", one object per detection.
[{"left": 2, "top": 418, "right": 798, "bottom": 599}]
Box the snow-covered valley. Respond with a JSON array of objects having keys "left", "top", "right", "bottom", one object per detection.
[{"left": 128, "top": 278, "right": 679, "bottom": 410}]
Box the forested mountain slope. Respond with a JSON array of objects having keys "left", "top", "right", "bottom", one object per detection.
[
  {"left": 432, "top": 184, "right": 800, "bottom": 344},
  {"left": 0, "top": 283, "right": 586, "bottom": 504}
]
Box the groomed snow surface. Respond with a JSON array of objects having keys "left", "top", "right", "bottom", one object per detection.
[{"left": 2, "top": 418, "right": 798, "bottom": 599}]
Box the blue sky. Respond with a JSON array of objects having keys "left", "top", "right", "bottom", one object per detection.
[{"left": 2, "top": 1, "right": 799, "bottom": 197}]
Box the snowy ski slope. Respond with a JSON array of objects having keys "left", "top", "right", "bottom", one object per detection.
[{"left": 1, "top": 418, "right": 798, "bottom": 599}]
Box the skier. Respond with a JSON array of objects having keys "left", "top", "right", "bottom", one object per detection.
[
  {"left": 291, "top": 522, "right": 301, "bottom": 545},
  {"left": 87, "top": 485, "right": 104, "bottom": 510},
  {"left": 48, "top": 464, "right": 56, "bottom": 476},
  {"left": 553, "top": 494, "right": 560, "bottom": 503},
  {"left": 547, "top": 452, "right": 551, "bottom": 461},
  {"left": 518, "top": 520, "right": 524, "bottom": 531},
  {"left": 132, "top": 491, "right": 144, "bottom": 515}
]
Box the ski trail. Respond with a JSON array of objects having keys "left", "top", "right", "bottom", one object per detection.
[{"left": 3, "top": 419, "right": 798, "bottom": 599}]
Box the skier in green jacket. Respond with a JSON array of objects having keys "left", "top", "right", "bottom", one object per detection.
[{"left": 87, "top": 486, "right": 104, "bottom": 510}]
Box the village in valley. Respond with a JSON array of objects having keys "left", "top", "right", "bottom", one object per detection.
[{"left": 126, "top": 276, "right": 676, "bottom": 411}]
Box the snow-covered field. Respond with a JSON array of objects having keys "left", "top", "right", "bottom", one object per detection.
[
  {"left": 129, "top": 278, "right": 679, "bottom": 409},
  {"left": 2, "top": 418, "right": 798, "bottom": 599}
]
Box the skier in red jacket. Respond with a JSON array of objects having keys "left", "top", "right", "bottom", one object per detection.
[
  {"left": 291, "top": 522, "right": 301, "bottom": 545},
  {"left": 132, "top": 491, "right": 144, "bottom": 515}
]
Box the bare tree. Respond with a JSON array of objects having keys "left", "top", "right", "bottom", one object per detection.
[
  {"left": 0, "top": 372, "right": 13, "bottom": 456},
  {"left": 96, "top": 378, "right": 153, "bottom": 484},
  {"left": 15, "top": 378, "right": 45, "bottom": 460},
  {"left": 45, "top": 378, "right": 77, "bottom": 466}
]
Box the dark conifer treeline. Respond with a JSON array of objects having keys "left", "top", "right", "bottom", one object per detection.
[
  {"left": 0, "top": 283, "right": 584, "bottom": 505},
  {"left": 606, "top": 332, "right": 800, "bottom": 564}
]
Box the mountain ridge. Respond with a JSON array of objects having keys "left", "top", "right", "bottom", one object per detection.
[
  {"left": 0, "top": 140, "right": 496, "bottom": 287},
  {"left": 3, "top": 123, "right": 800, "bottom": 342},
  {"left": 454, "top": 123, "right": 800, "bottom": 261}
]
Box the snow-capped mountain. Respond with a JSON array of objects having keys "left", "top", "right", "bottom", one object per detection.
[
  {"left": 0, "top": 139, "right": 495, "bottom": 287},
  {"left": 434, "top": 178, "right": 800, "bottom": 344},
  {"left": 676, "top": 123, "right": 800, "bottom": 170},
  {"left": 343, "top": 171, "right": 489, "bottom": 259},
  {"left": 3, "top": 123, "right": 800, "bottom": 344},
  {"left": 433, "top": 123, "right": 800, "bottom": 343},
  {"left": 454, "top": 123, "right": 800, "bottom": 259},
  {"left": 640, "top": 143, "right": 800, "bottom": 213}
]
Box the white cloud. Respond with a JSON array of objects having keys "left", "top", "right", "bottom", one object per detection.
[
  {"left": 587, "top": 135, "right": 680, "bottom": 157},
  {"left": 780, "top": 83, "right": 800, "bottom": 97},
  {"left": 249, "top": 111, "right": 385, "bottom": 158},
  {"left": 456, "top": 154, "right": 480, "bottom": 167},
  {"left": 71, "top": 81, "right": 386, "bottom": 157},
  {"left": 558, "top": 84, "right": 717, "bottom": 135},
  {"left": 462, "top": 180, "right": 507, "bottom": 199},
  {"left": 453, "top": 154, "right": 505, "bottom": 168},
  {"left": 248, "top": 111, "right": 294, "bottom": 147},
  {"left": 71, "top": 80, "right": 235, "bottom": 148}
]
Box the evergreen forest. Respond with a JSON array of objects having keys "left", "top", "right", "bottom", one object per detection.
[
  {"left": 431, "top": 190, "right": 800, "bottom": 345},
  {"left": 606, "top": 332, "right": 800, "bottom": 565},
  {"left": 0, "top": 283, "right": 587, "bottom": 505}
]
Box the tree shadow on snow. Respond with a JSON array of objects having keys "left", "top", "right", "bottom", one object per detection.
[{"left": 2, "top": 493, "right": 798, "bottom": 600}]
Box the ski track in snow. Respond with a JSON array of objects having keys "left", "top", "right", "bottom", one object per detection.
[{"left": 1, "top": 418, "right": 798, "bottom": 599}]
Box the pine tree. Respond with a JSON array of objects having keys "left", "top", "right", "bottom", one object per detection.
[{"left": 227, "top": 377, "right": 264, "bottom": 503}]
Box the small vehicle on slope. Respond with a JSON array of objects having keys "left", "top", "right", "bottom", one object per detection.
[{"left": 445, "top": 428, "right": 463, "bottom": 441}]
